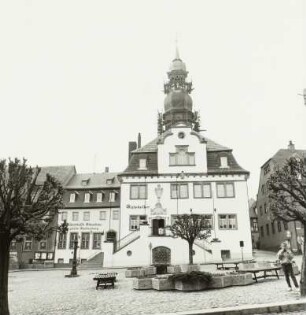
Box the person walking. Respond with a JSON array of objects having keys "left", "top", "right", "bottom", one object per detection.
[{"left": 277, "top": 242, "right": 299, "bottom": 291}]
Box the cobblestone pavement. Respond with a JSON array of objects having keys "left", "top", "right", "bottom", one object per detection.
[{"left": 8, "top": 251, "right": 305, "bottom": 315}]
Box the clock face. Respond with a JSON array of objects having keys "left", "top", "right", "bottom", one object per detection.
[{"left": 178, "top": 132, "right": 185, "bottom": 139}]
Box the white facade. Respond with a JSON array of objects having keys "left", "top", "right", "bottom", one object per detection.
[
  {"left": 109, "top": 125, "right": 253, "bottom": 267},
  {"left": 55, "top": 207, "right": 120, "bottom": 264}
]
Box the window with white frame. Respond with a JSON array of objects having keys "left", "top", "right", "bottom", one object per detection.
[
  {"left": 61, "top": 212, "right": 67, "bottom": 221},
  {"left": 69, "top": 193, "right": 76, "bottom": 203},
  {"left": 113, "top": 210, "right": 119, "bottom": 220},
  {"left": 83, "top": 211, "right": 90, "bottom": 221},
  {"left": 96, "top": 192, "right": 104, "bottom": 202},
  {"left": 220, "top": 156, "right": 229, "bottom": 168},
  {"left": 169, "top": 146, "right": 195, "bottom": 166},
  {"left": 92, "top": 233, "right": 101, "bottom": 249},
  {"left": 84, "top": 192, "right": 91, "bottom": 203},
  {"left": 138, "top": 159, "right": 147, "bottom": 170},
  {"left": 109, "top": 191, "right": 117, "bottom": 202},
  {"left": 81, "top": 233, "right": 90, "bottom": 249},
  {"left": 72, "top": 212, "right": 79, "bottom": 221},
  {"left": 203, "top": 215, "right": 213, "bottom": 229},
  {"left": 58, "top": 233, "right": 67, "bottom": 249},
  {"left": 69, "top": 233, "right": 78, "bottom": 249},
  {"left": 171, "top": 183, "right": 188, "bottom": 199},
  {"left": 216, "top": 183, "right": 235, "bottom": 198},
  {"left": 99, "top": 211, "right": 106, "bottom": 220},
  {"left": 219, "top": 214, "right": 237, "bottom": 229},
  {"left": 193, "top": 183, "right": 211, "bottom": 198},
  {"left": 129, "top": 215, "right": 147, "bottom": 230},
  {"left": 24, "top": 236, "right": 32, "bottom": 251},
  {"left": 130, "top": 185, "right": 147, "bottom": 199},
  {"left": 10, "top": 240, "right": 17, "bottom": 251},
  {"left": 39, "top": 240, "right": 47, "bottom": 250}
]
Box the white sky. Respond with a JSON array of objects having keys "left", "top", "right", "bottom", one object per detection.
[{"left": 0, "top": 0, "right": 305, "bottom": 199}]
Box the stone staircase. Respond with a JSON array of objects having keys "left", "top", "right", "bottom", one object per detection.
[
  {"left": 79, "top": 252, "right": 104, "bottom": 269},
  {"left": 194, "top": 239, "right": 212, "bottom": 254},
  {"left": 114, "top": 230, "right": 140, "bottom": 253}
]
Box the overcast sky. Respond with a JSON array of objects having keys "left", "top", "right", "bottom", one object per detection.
[{"left": 0, "top": 0, "right": 305, "bottom": 199}]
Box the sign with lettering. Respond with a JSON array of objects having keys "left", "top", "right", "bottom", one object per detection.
[
  {"left": 126, "top": 205, "right": 150, "bottom": 209},
  {"left": 68, "top": 222, "right": 103, "bottom": 231}
]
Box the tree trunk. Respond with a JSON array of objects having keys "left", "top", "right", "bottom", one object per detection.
[
  {"left": 0, "top": 232, "right": 11, "bottom": 315},
  {"left": 300, "top": 224, "right": 306, "bottom": 296},
  {"left": 188, "top": 242, "right": 193, "bottom": 265}
]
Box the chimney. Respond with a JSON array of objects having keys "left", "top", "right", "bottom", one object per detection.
[
  {"left": 138, "top": 133, "right": 142, "bottom": 149},
  {"left": 288, "top": 140, "right": 295, "bottom": 151},
  {"left": 128, "top": 141, "right": 137, "bottom": 163},
  {"left": 105, "top": 167, "right": 109, "bottom": 173}
]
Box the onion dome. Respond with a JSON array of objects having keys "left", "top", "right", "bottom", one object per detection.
[{"left": 164, "top": 90, "right": 193, "bottom": 112}]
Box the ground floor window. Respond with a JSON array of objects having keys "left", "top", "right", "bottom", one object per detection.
[
  {"left": 129, "top": 215, "right": 147, "bottom": 230},
  {"left": 58, "top": 233, "right": 67, "bottom": 249},
  {"left": 69, "top": 232, "right": 78, "bottom": 249},
  {"left": 81, "top": 233, "right": 90, "bottom": 249},
  {"left": 93, "top": 233, "right": 102, "bottom": 249}
]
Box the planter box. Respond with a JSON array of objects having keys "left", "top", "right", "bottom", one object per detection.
[
  {"left": 231, "top": 273, "right": 254, "bottom": 286},
  {"left": 167, "top": 265, "right": 181, "bottom": 274},
  {"left": 125, "top": 269, "right": 141, "bottom": 278},
  {"left": 152, "top": 278, "right": 174, "bottom": 291},
  {"left": 180, "top": 264, "right": 200, "bottom": 273},
  {"left": 133, "top": 278, "right": 153, "bottom": 290},
  {"left": 143, "top": 266, "right": 157, "bottom": 276},
  {"left": 174, "top": 280, "right": 208, "bottom": 291}
]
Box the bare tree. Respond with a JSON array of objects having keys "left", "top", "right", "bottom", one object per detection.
[
  {"left": 0, "top": 158, "right": 64, "bottom": 315},
  {"left": 267, "top": 156, "right": 306, "bottom": 295},
  {"left": 169, "top": 213, "right": 211, "bottom": 265}
]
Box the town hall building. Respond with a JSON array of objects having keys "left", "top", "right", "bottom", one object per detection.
[{"left": 55, "top": 50, "right": 252, "bottom": 268}]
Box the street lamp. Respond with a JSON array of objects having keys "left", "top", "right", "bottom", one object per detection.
[{"left": 65, "top": 239, "right": 79, "bottom": 278}]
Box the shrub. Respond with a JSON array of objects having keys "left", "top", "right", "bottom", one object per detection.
[{"left": 169, "top": 271, "right": 212, "bottom": 285}]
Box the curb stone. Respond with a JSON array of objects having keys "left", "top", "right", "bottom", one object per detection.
[{"left": 152, "top": 300, "right": 306, "bottom": 315}]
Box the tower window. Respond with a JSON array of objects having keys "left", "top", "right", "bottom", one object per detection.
[{"left": 169, "top": 146, "right": 195, "bottom": 166}]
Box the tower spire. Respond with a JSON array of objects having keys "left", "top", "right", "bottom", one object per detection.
[{"left": 175, "top": 36, "right": 180, "bottom": 60}]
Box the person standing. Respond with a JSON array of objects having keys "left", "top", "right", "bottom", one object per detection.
[{"left": 277, "top": 242, "right": 299, "bottom": 291}]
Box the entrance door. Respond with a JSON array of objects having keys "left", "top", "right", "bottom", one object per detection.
[{"left": 152, "top": 219, "right": 165, "bottom": 236}]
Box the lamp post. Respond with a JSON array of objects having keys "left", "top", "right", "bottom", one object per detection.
[{"left": 65, "top": 239, "right": 79, "bottom": 277}]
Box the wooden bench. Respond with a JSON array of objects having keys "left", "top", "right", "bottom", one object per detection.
[
  {"left": 215, "top": 259, "right": 255, "bottom": 271},
  {"left": 238, "top": 262, "right": 281, "bottom": 283},
  {"left": 93, "top": 273, "right": 118, "bottom": 290}
]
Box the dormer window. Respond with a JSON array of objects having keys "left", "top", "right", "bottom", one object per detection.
[
  {"left": 84, "top": 192, "right": 92, "bottom": 203},
  {"left": 69, "top": 192, "right": 78, "bottom": 203},
  {"left": 81, "top": 178, "right": 90, "bottom": 186},
  {"left": 96, "top": 192, "right": 104, "bottom": 203},
  {"left": 106, "top": 178, "right": 114, "bottom": 185},
  {"left": 220, "top": 157, "right": 229, "bottom": 168},
  {"left": 169, "top": 146, "right": 195, "bottom": 166},
  {"left": 109, "top": 191, "right": 118, "bottom": 202},
  {"left": 138, "top": 159, "right": 147, "bottom": 170}
]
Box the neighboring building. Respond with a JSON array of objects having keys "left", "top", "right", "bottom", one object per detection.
[
  {"left": 9, "top": 166, "right": 76, "bottom": 268},
  {"left": 54, "top": 171, "right": 120, "bottom": 265},
  {"left": 98, "top": 50, "right": 253, "bottom": 267},
  {"left": 257, "top": 141, "right": 305, "bottom": 252},
  {"left": 249, "top": 198, "right": 259, "bottom": 249}
]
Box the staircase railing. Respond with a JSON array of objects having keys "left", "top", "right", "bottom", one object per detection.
[
  {"left": 115, "top": 230, "right": 140, "bottom": 253},
  {"left": 194, "top": 239, "right": 212, "bottom": 254}
]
